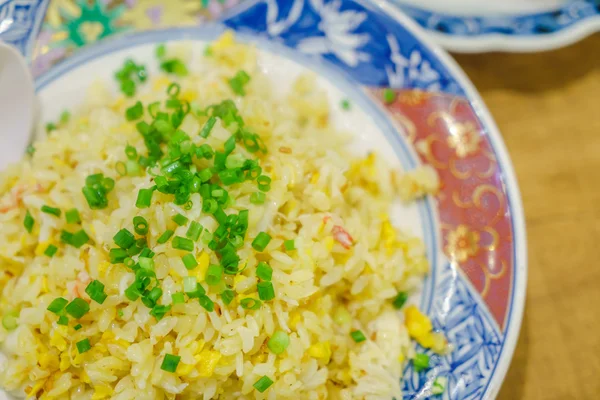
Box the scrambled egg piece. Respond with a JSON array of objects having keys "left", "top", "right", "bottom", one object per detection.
[
  {"left": 404, "top": 305, "right": 447, "bottom": 353},
  {"left": 196, "top": 349, "right": 222, "bottom": 377},
  {"left": 308, "top": 341, "right": 331, "bottom": 364}
]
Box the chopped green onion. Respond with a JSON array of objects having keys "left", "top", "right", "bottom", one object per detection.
[
  {"left": 116, "top": 161, "right": 127, "bottom": 176},
  {"left": 267, "top": 330, "right": 290, "bottom": 355},
  {"left": 171, "top": 293, "right": 185, "bottom": 304},
  {"left": 167, "top": 83, "right": 180, "bottom": 98},
  {"left": 171, "top": 213, "right": 189, "bottom": 226},
  {"left": 157, "top": 230, "right": 174, "bottom": 244},
  {"left": 76, "top": 338, "right": 91, "bottom": 354},
  {"left": 113, "top": 228, "right": 135, "bottom": 249},
  {"left": 133, "top": 216, "right": 149, "bottom": 235},
  {"left": 257, "top": 175, "right": 271, "bottom": 192},
  {"left": 46, "top": 122, "right": 57, "bottom": 133},
  {"left": 341, "top": 99, "right": 351, "bottom": 110},
  {"left": 139, "top": 256, "right": 154, "bottom": 271},
  {"left": 26, "top": 144, "right": 36, "bottom": 156},
  {"left": 284, "top": 239, "right": 295, "bottom": 251},
  {"left": 143, "top": 287, "right": 163, "bottom": 308},
  {"left": 121, "top": 79, "right": 135, "bottom": 97},
  {"left": 44, "top": 244, "right": 58, "bottom": 257},
  {"left": 256, "top": 262, "right": 272, "bottom": 281},
  {"left": 257, "top": 281, "right": 275, "bottom": 301},
  {"left": 156, "top": 44, "right": 166, "bottom": 58},
  {"left": 383, "top": 88, "right": 396, "bottom": 104},
  {"left": 65, "top": 298, "right": 90, "bottom": 319},
  {"left": 199, "top": 116, "right": 216, "bottom": 138},
  {"left": 413, "top": 353, "right": 430, "bottom": 372},
  {"left": 126, "top": 101, "right": 144, "bottom": 121},
  {"left": 85, "top": 280, "right": 107, "bottom": 304},
  {"left": 205, "top": 264, "right": 223, "bottom": 286},
  {"left": 70, "top": 229, "right": 90, "bottom": 248},
  {"left": 392, "top": 291, "right": 408, "bottom": 309},
  {"left": 24, "top": 210, "right": 34, "bottom": 233},
  {"left": 250, "top": 192, "right": 266, "bottom": 204},
  {"left": 57, "top": 315, "right": 69, "bottom": 326},
  {"left": 182, "top": 253, "right": 198, "bottom": 270},
  {"left": 252, "top": 232, "right": 271, "bottom": 252},
  {"left": 1, "top": 312, "right": 18, "bottom": 331},
  {"left": 221, "top": 289, "right": 235, "bottom": 305},
  {"left": 253, "top": 376, "right": 274, "bottom": 393},
  {"left": 160, "top": 59, "right": 188, "bottom": 76},
  {"left": 150, "top": 304, "right": 171, "bottom": 320},
  {"left": 109, "top": 248, "right": 128, "bottom": 264},
  {"left": 74, "top": 324, "right": 82, "bottom": 331},
  {"left": 350, "top": 330, "right": 366, "bottom": 343},
  {"left": 202, "top": 198, "right": 218, "bottom": 214},
  {"left": 186, "top": 221, "right": 203, "bottom": 242},
  {"left": 198, "top": 295, "right": 214, "bottom": 312},
  {"left": 240, "top": 298, "right": 261, "bottom": 310},
  {"left": 228, "top": 70, "right": 251, "bottom": 96},
  {"left": 65, "top": 208, "right": 81, "bottom": 224},
  {"left": 432, "top": 377, "right": 447, "bottom": 395},
  {"left": 47, "top": 297, "right": 68, "bottom": 314},
  {"left": 172, "top": 236, "right": 194, "bottom": 251},
  {"left": 125, "top": 144, "right": 138, "bottom": 160},
  {"left": 135, "top": 188, "right": 154, "bottom": 208},
  {"left": 41, "top": 205, "right": 61, "bottom": 217},
  {"left": 160, "top": 353, "right": 180, "bottom": 373},
  {"left": 60, "top": 230, "right": 73, "bottom": 245}
]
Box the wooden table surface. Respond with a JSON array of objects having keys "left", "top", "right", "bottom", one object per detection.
[{"left": 453, "top": 33, "right": 600, "bottom": 400}]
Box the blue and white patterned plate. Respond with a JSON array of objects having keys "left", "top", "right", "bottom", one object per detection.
[
  {"left": 391, "top": 0, "right": 600, "bottom": 52},
  {"left": 0, "top": 0, "right": 527, "bottom": 399}
]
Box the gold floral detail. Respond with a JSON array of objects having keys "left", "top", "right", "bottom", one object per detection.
[
  {"left": 120, "top": 0, "right": 201, "bottom": 29},
  {"left": 399, "top": 90, "right": 431, "bottom": 106},
  {"left": 448, "top": 121, "right": 481, "bottom": 158},
  {"left": 445, "top": 225, "right": 480, "bottom": 262},
  {"left": 447, "top": 120, "right": 481, "bottom": 158}
]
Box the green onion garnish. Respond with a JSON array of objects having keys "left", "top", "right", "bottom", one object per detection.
[
  {"left": 383, "top": 88, "right": 396, "bottom": 104},
  {"left": 172, "top": 236, "right": 194, "bottom": 252},
  {"left": 171, "top": 293, "right": 185, "bottom": 304},
  {"left": 186, "top": 221, "right": 203, "bottom": 242},
  {"left": 125, "top": 144, "right": 138, "bottom": 160},
  {"left": 250, "top": 192, "right": 266, "bottom": 204},
  {"left": 65, "top": 208, "right": 81, "bottom": 224},
  {"left": 183, "top": 276, "right": 198, "bottom": 294},
  {"left": 267, "top": 330, "right": 290, "bottom": 355},
  {"left": 253, "top": 376, "right": 274, "bottom": 393},
  {"left": 171, "top": 213, "right": 188, "bottom": 226},
  {"left": 341, "top": 99, "right": 351, "bottom": 110},
  {"left": 70, "top": 229, "right": 90, "bottom": 248},
  {"left": 74, "top": 324, "right": 82, "bottom": 331},
  {"left": 256, "top": 262, "right": 272, "bottom": 281},
  {"left": 252, "top": 232, "right": 271, "bottom": 252},
  {"left": 157, "top": 230, "right": 174, "bottom": 244},
  {"left": 1, "top": 312, "right": 18, "bottom": 331},
  {"left": 167, "top": 83, "right": 180, "bottom": 98},
  {"left": 109, "top": 248, "right": 128, "bottom": 264},
  {"left": 198, "top": 295, "right": 214, "bottom": 312},
  {"left": 24, "top": 210, "right": 34, "bottom": 233},
  {"left": 392, "top": 291, "right": 408, "bottom": 309},
  {"left": 350, "top": 330, "right": 366, "bottom": 343},
  {"left": 284, "top": 239, "right": 295, "bottom": 251},
  {"left": 135, "top": 188, "right": 154, "bottom": 208},
  {"left": 257, "top": 175, "right": 271, "bottom": 192},
  {"left": 139, "top": 256, "right": 154, "bottom": 270},
  {"left": 60, "top": 230, "right": 73, "bottom": 245},
  {"left": 199, "top": 116, "right": 216, "bottom": 138},
  {"left": 44, "top": 244, "right": 58, "bottom": 257},
  {"left": 160, "top": 59, "right": 188, "bottom": 76},
  {"left": 85, "top": 280, "right": 107, "bottom": 305},
  {"left": 205, "top": 264, "right": 223, "bottom": 286},
  {"left": 26, "top": 145, "right": 35, "bottom": 156},
  {"left": 240, "top": 298, "right": 262, "bottom": 310},
  {"left": 113, "top": 228, "right": 135, "bottom": 249},
  {"left": 41, "top": 205, "right": 61, "bottom": 217},
  {"left": 160, "top": 353, "right": 180, "bottom": 373},
  {"left": 150, "top": 304, "right": 171, "bottom": 321},
  {"left": 182, "top": 253, "right": 198, "bottom": 270},
  {"left": 76, "top": 338, "right": 91, "bottom": 354},
  {"left": 133, "top": 216, "right": 149, "bottom": 235},
  {"left": 47, "top": 297, "right": 68, "bottom": 314},
  {"left": 432, "top": 377, "right": 447, "bottom": 395},
  {"left": 220, "top": 289, "right": 235, "bottom": 305},
  {"left": 228, "top": 70, "right": 251, "bottom": 96},
  {"left": 126, "top": 101, "right": 144, "bottom": 121},
  {"left": 65, "top": 298, "right": 90, "bottom": 319},
  {"left": 413, "top": 353, "right": 430, "bottom": 372},
  {"left": 57, "top": 315, "right": 69, "bottom": 326},
  {"left": 257, "top": 281, "right": 275, "bottom": 301}
]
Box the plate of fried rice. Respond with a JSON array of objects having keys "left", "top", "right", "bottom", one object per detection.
[{"left": 0, "top": 1, "right": 527, "bottom": 399}]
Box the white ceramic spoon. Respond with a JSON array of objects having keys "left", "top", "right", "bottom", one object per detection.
[{"left": 0, "top": 42, "right": 35, "bottom": 171}]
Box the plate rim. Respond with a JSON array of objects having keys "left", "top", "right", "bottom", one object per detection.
[
  {"left": 391, "top": 0, "right": 600, "bottom": 52},
  {"left": 31, "top": 1, "right": 528, "bottom": 398}
]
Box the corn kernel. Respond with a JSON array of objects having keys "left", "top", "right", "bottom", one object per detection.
[
  {"left": 195, "top": 251, "right": 210, "bottom": 280},
  {"left": 324, "top": 236, "right": 334, "bottom": 252},
  {"left": 405, "top": 305, "right": 433, "bottom": 344},
  {"left": 176, "top": 362, "right": 195, "bottom": 376},
  {"left": 308, "top": 341, "right": 331, "bottom": 363}
]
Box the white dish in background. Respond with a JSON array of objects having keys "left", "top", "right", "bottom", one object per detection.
[{"left": 391, "top": 0, "right": 600, "bottom": 52}]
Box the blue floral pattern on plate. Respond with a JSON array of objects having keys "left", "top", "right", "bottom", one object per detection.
[{"left": 0, "top": 0, "right": 49, "bottom": 58}]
